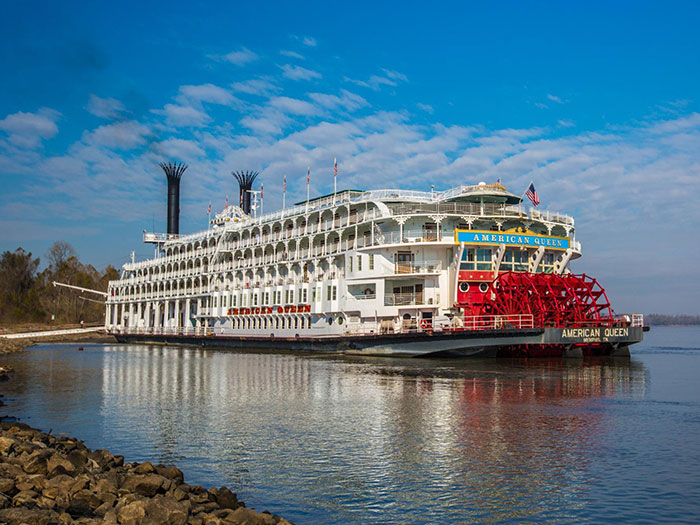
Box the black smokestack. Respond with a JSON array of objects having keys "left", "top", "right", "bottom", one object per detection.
[
  {"left": 232, "top": 170, "right": 259, "bottom": 215},
  {"left": 159, "top": 162, "right": 188, "bottom": 235}
]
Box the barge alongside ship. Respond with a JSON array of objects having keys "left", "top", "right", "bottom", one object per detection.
[{"left": 106, "top": 165, "right": 645, "bottom": 357}]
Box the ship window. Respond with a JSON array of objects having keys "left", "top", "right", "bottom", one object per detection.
[
  {"left": 369, "top": 254, "right": 375, "bottom": 270},
  {"left": 349, "top": 256, "right": 353, "bottom": 272},
  {"left": 514, "top": 250, "right": 528, "bottom": 272},
  {"left": 479, "top": 283, "right": 489, "bottom": 293},
  {"left": 459, "top": 282, "right": 470, "bottom": 293},
  {"left": 460, "top": 248, "right": 476, "bottom": 271},
  {"left": 253, "top": 294, "right": 258, "bottom": 306},
  {"left": 332, "top": 286, "right": 337, "bottom": 301},
  {"left": 538, "top": 252, "right": 556, "bottom": 274},
  {"left": 327, "top": 317, "right": 333, "bottom": 325},
  {"left": 338, "top": 317, "right": 344, "bottom": 325},
  {"left": 327, "top": 286, "right": 332, "bottom": 301},
  {"left": 501, "top": 250, "right": 514, "bottom": 271},
  {"left": 357, "top": 255, "right": 362, "bottom": 272},
  {"left": 302, "top": 289, "right": 308, "bottom": 303},
  {"left": 476, "top": 249, "right": 492, "bottom": 271}
]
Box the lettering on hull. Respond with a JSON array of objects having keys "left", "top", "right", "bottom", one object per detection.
[{"left": 558, "top": 326, "right": 632, "bottom": 343}]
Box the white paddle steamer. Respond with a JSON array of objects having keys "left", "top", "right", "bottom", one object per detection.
[{"left": 106, "top": 174, "right": 644, "bottom": 357}]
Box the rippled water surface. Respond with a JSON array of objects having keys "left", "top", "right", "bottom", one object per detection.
[{"left": 2, "top": 327, "right": 700, "bottom": 523}]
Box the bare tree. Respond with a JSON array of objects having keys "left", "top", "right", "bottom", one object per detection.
[{"left": 46, "top": 241, "right": 77, "bottom": 271}]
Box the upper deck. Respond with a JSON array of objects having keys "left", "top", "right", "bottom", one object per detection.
[{"left": 124, "top": 182, "right": 576, "bottom": 273}]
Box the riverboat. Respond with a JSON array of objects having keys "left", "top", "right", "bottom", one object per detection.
[{"left": 105, "top": 167, "right": 645, "bottom": 357}]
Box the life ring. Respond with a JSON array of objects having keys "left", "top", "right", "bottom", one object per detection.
[
  {"left": 420, "top": 319, "right": 431, "bottom": 329},
  {"left": 364, "top": 288, "right": 373, "bottom": 296}
]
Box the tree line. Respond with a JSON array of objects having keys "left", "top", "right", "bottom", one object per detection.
[
  {"left": 645, "top": 314, "right": 700, "bottom": 326},
  {"left": 0, "top": 242, "right": 118, "bottom": 325}
]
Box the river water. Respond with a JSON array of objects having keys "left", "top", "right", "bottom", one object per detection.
[{"left": 1, "top": 327, "right": 699, "bottom": 523}]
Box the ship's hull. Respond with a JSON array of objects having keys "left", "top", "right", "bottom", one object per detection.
[{"left": 113, "top": 325, "right": 645, "bottom": 358}]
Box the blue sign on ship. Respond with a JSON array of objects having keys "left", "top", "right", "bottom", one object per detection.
[{"left": 455, "top": 230, "right": 570, "bottom": 250}]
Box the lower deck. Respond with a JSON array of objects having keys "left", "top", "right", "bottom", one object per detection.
[{"left": 112, "top": 325, "right": 645, "bottom": 358}]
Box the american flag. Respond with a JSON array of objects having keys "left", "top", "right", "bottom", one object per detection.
[
  {"left": 283, "top": 174, "right": 287, "bottom": 193},
  {"left": 225, "top": 195, "right": 228, "bottom": 208},
  {"left": 260, "top": 183, "right": 263, "bottom": 199},
  {"left": 207, "top": 201, "right": 211, "bottom": 214},
  {"left": 334, "top": 157, "right": 337, "bottom": 179},
  {"left": 525, "top": 182, "right": 540, "bottom": 207},
  {"left": 306, "top": 166, "right": 310, "bottom": 184}
]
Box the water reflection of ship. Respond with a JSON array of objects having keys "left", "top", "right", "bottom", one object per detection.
[{"left": 99, "top": 346, "right": 648, "bottom": 520}]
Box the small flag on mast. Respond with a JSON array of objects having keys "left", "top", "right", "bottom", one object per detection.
[
  {"left": 260, "top": 183, "right": 263, "bottom": 199},
  {"left": 306, "top": 166, "right": 310, "bottom": 185},
  {"left": 207, "top": 201, "right": 211, "bottom": 214},
  {"left": 525, "top": 182, "right": 540, "bottom": 207},
  {"left": 225, "top": 195, "right": 228, "bottom": 208},
  {"left": 283, "top": 174, "right": 287, "bottom": 193},
  {"left": 334, "top": 157, "right": 337, "bottom": 179}
]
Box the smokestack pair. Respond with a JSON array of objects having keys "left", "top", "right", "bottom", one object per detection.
[
  {"left": 160, "top": 162, "right": 187, "bottom": 235},
  {"left": 233, "top": 170, "right": 259, "bottom": 215},
  {"left": 159, "top": 164, "right": 260, "bottom": 234}
]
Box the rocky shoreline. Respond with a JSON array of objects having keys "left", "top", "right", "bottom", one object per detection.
[{"left": 0, "top": 341, "right": 293, "bottom": 525}]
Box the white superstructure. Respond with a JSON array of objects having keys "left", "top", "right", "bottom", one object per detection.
[{"left": 106, "top": 182, "right": 582, "bottom": 341}]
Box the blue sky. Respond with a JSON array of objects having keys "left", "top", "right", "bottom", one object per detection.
[{"left": 1, "top": 0, "right": 699, "bottom": 314}]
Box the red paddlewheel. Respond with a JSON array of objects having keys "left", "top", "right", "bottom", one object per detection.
[{"left": 480, "top": 272, "right": 615, "bottom": 328}]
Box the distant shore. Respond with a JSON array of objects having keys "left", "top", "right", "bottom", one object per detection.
[
  {"left": 0, "top": 337, "right": 293, "bottom": 524},
  {"left": 645, "top": 314, "right": 700, "bottom": 326}
]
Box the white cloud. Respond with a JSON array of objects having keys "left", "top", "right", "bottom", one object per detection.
[
  {"left": 280, "top": 50, "right": 304, "bottom": 59},
  {"left": 221, "top": 47, "right": 258, "bottom": 66},
  {"left": 269, "top": 96, "right": 319, "bottom": 116},
  {"left": 240, "top": 110, "right": 290, "bottom": 135},
  {"left": 547, "top": 93, "right": 564, "bottom": 104},
  {"left": 0, "top": 108, "right": 60, "bottom": 149},
  {"left": 86, "top": 95, "right": 128, "bottom": 119},
  {"left": 383, "top": 69, "right": 408, "bottom": 82},
  {"left": 558, "top": 119, "right": 575, "bottom": 128},
  {"left": 308, "top": 90, "right": 369, "bottom": 112},
  {"left": 302, "top": 36, "right": 317, "bottom": 47},
  {"left": 231, "top": 77, "right": 280, "bottom": 96},
  {"left": 417, "top": 103, "right": 434, "bottom": 114},
  {"left": 280, "top": 64, "right": 322, "bottom": 81},
  {"left": 152, "top": 104, "right": 210, "bottom": 127},
  {"left": 83, "top": 120, "right": 151, "bottom": 150},
  {"left": 345, "top": 69, "right": 408, "bottom": 91},
  {"left": 155, "top": 138, "right": 205, "bottom": 159},
  {"left": 178, "top": 84, "right": 236, "bottom": 106}
]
